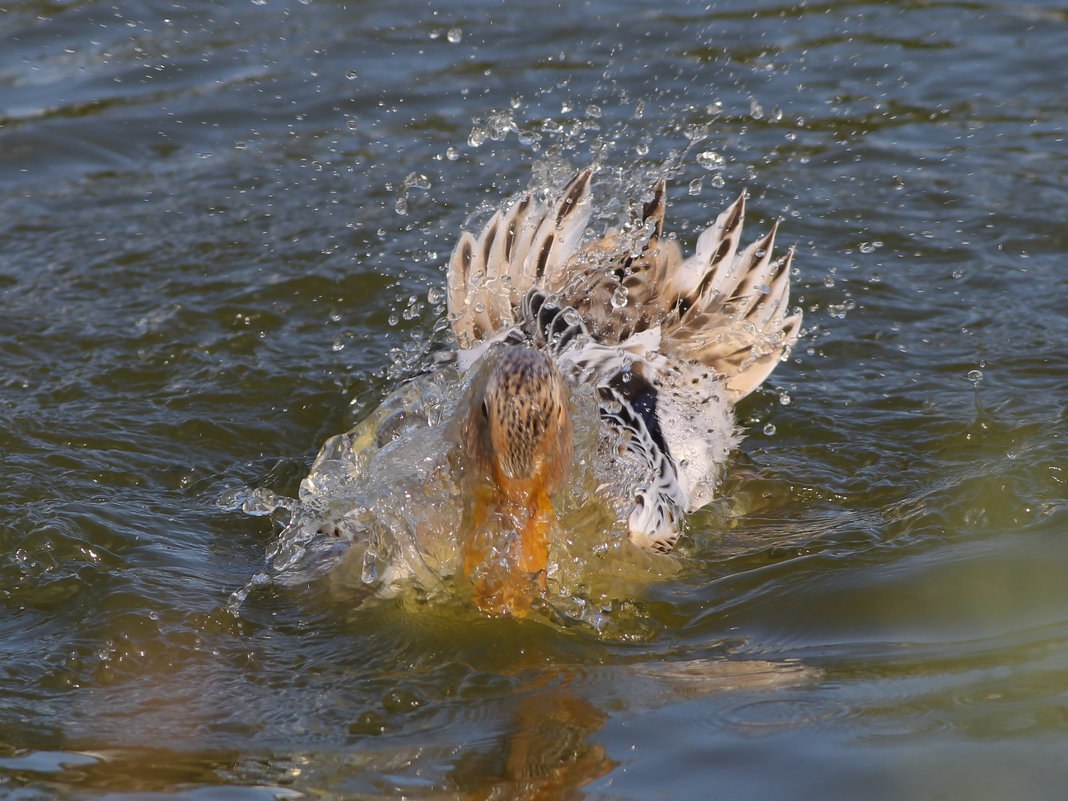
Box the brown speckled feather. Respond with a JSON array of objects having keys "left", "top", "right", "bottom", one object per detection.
[{"left": 447, "top": 168, "right": 801, "bottom": 551}]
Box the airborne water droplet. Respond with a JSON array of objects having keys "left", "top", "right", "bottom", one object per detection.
[
  {"left": 696, "top": 150, "right": 725, "bottom": 170},
  {"left": 610, "top": 286, "right": 629, "bottom": 308},
  {"left": 361, "top": 549, "right": 379, "bottom": 584},
  {"left": 468, "top": 126, "right": 486, "bottom": 148}
]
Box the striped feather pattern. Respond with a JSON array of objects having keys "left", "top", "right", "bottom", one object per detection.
[{"left": 445, "top": 168, "right": 801, "bottom": 551}]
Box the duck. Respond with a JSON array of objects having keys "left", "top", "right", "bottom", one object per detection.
[
  {"left": 262, "top": 167, "right": 801, "bottom": 619},
  {"left": 442, "top": 167, "right": 802, "bottom": 616}
]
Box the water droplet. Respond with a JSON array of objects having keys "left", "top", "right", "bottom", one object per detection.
[
  {"left": 685, "top": 123, "right": 710, "bottom": 142},
  {"left": 967, "top": 369, "right": 983, "bottom": 384},
  {"left": 445, "top": 146, "right": 459, "bottom": 161},
  {"left": 517, "top": 130, "right": 541, "bottom": 149},
  {"left": 387, "top": 311, "right": 400, "bottom": 326},
  {"left": 696, "top": 150, "right": 725, "bottom": 170},
  {"left": 405, "top": 172, "right": 431, "bottom": 190},
  {"left": 345, "top": 69, "right": 358, "bottom": 80},
  {"left": 763, "top": 422, "right": 776, "bottom": 436},
  {"left": 750, "top": 98, "right": 765, "bottom": 120},
  {"left": 446, "top": 27, "right": 463, "bottom": 43},
  {"left": 610, "top": 286, "right": 629, "bottom": 308},
  {"left": 827, "top": 298, "right": 856, "bottom": 319},
  {"left": 361, "top": 549, "right": 379, "bottom": 584},
  {"left": 688, "top": 177, "right": 703, "bottom": 196},
  {"left": 468, "top": 127, "right": 486, "bottom": 148}
]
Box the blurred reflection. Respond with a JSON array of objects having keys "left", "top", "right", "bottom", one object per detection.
[{"left": 452, "top": 692, "right": 615, "bottom": 801}]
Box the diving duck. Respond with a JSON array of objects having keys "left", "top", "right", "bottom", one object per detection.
[
  {"left": 264, "top": 167, "right": 801, "bottom": 618},
  {"left": 443, "top": 168, "right": 801, "bottom": 615}
]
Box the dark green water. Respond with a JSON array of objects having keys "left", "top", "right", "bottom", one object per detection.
[{"left": 2, "top": 0, "right": 1067, "bottom": 798}]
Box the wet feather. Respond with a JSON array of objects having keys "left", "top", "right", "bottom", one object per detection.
[{"left": 447, "top": 167, "right": 801, "bottom": 552}]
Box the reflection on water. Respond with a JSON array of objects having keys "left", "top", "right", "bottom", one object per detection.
[
  {"left": 453, "top": 693, "right": 616, "bottom": 801},
  {"left": 3, "top": 0, "right": 1068, "bottom": 798},
  {"left": 0, "top": 655, "right": 814, "bottom": 798}
]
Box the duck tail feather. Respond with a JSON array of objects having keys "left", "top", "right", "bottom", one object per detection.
[
  {"left": 446, "top": 169, "right": 594, "bottom": 348},
  {"left": 521, "top": 167, "right": 594, "bottom": 287},
  {"left": 447, "top": 230, "right": 490, "bottom": 348},
  {"left": 661, "top": 196, "right": 801, "bottom": 402}
]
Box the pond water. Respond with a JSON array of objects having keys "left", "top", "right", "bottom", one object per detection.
[{"left": 2, "top": 0, "right": 1067, "bottom": 798}]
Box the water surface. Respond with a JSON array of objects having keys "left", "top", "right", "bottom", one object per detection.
[{"left": 2, "top": 0, "right": 1067, "bottom": 798}]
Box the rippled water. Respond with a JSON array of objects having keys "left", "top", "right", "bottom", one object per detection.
[{"left": 3, "top": 0, "right": 1067, "bottom": 798}]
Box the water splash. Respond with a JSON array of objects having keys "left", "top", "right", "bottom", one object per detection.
[
  {"left": 967, "top": 367, "right": 989, "bottom": 432},
  {"left": 235, "top": 342, "right": 677, "bottom": 637},
  {"left": 394, "top": 172, "right": 432, "bottom": 216}
]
